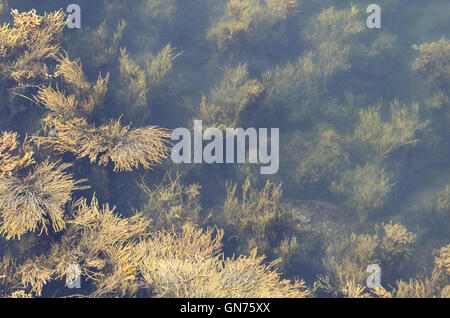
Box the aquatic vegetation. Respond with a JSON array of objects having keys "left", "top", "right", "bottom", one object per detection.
[
  {"left": 377, "top": 222, "right": 417, "bottom": 281},
  {"left": 0, "top": 1, "right": 448, "bottom": 299},
  {"left": 0, "top": 131, "right": 87, "bottom": 240},
  {"left": 318, "top": 222, "right": 421, "bottom": 298},
  {"left": 364, "top": 33, "right": 399, "bottom": 59},
  {"left": 378, "top": 222, "right": 416, "bottom": 267},
  {"left": 135, "top": 0, "right": 177, "bottom": 28},
  {"left": 430, "top": 244, "right": 450, "bottom": 287},
  {"left": 274, "top": 235, "right": 299, "bottom": 272},
  {"left": 30, "top": 50, "right": 171, "bottom": 172},
  {"left": 436, "top": 185, "right": 450, "bottom": 214},
  {"left": 37, "top": 53, "right": 110, "bottom": 120},
  {"left": 331, "top": 164, "right": 394, "bottom": 222},
  {"left": 262, "top": 5, "right": 364, "bottom": 123},
  {"left": 77, "top": 19, "right": 126, "bottom": 68},
  {"left": 44, "top": 195, "right": 150, "bottom": 297},
  {"left": 319, "top": 232, "right": 379, "bottom": 297},
  {"left": 354, "top": 100, "right": 429, "bottom": 158},
  {"left": 305, "top": 5, "right": 364, "bottom": 80},
  {"left": 207, "top": 0, "right": 297, "bottom": 52},
  {"left": 3, "top": 202, "right": 306, "bottom": 297},
  {"left": 0, "top": 131, "right": 34, "bottom": 177},
  {"left": 425, "top": 90, "right": 449, "bottom": 111},
  {"left": 138, "top": 172, "right": 206, "bottom": 231},
  {"left": 146, "top": 44, "right": 181, "bottom": 95},
  {"left": 16, "top": 257, "right": 52, "bottom": 296},
  {"left": 33, "top": 117, "right": 171, "bottom": 172},
  {"left": 0, "top": 256, "right": 19, "bottom": 297},
  {"left": 199, "top": 64, "right": 266, "bottom": 129},
  {"left": 118, "top": 44, "right": 180, "bottom": 113},
  {"left": 137, "top": 225, "right": 308, "bottom": 298},
  {"left": 0, "top": 159, "right": 87, "bottom": 240},
  {"left": 295, "top": 128, "right": 349, "bottom": 187},
  {"left": 0, "top": 8, "right": 66, "bottom": 84},
  {"left": 390, "top": 244, "right": 449, "bottom": 298},
  {"left": 217, "top": 178, "right": 290, "bottom": 258},
  {"left": 118, "top": 48, "right": 148, "bottom": 109},
  {"left": 413, "top": 37, "right": 450, "bottom": 88},
  {"left": 262, "top": 51, "right": 321, "bottom": 123},
  {"left": 0, "top": 1, "right": 7, "bottom": 19},
  {"left": 305, "top": 5, "right": 363, "bottom": 47}
]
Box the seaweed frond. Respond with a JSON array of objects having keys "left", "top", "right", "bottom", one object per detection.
[
  {"left": 413, "top": 37, "right": 450, "bottom": 88},
  {"left": 218, "top": 178, "right": 285, "bottom": 256},
  {"left": 0, "top": 159, "right": 87, "bottom": 240},
  {"left": 137, "top": 225, "right": 308, "bottom": 298},
  {"left": 118, "top": 44, "right": 180, "bottom": 111},
  {"left": 139, "top": 171, "right": 205, "bottom": 231},
  {"left": 33, "top": 117, "right": 171, "bottom": 172},
  {"left": 0, "top": 131, "right": 34, "bottom": 177},
  {"left": 199, "top": 64, "right": 266, "bottom": 129},
  {"left": 331, "top": 164, "right": 394, "bottom": 222},
  {"left": 0, "top": 8, "right": 66, "bottom": 84},
  {"left": 354, "top": 100, "right": 429, "bottom": 158},
  {"left": 207, "top": 0, "right": 298, "bottom": 52}
]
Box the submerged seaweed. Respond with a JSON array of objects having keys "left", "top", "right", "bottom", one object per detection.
[{"left": 0, "top": 1, "right": 449, "bottom": 299}]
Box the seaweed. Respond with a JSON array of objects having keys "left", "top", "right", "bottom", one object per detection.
[
  {"left": 0, "top": 131, "right": 87, "bottom": 240},
  {"left": 198, "top": 64, "right": 267, "bottom": 129},
  {"left": 0, "top": 8, "right": 66, "bottom": 85},
  {"left": 354, "top": 100, "right": 429, "bottom": 159},
  {"left": 138, "top": 171, "right": 206, "bottom": 231},
  {"left": 207, "top": 0, "right": 298, "bottom": 52},
  {"left": 0, "top": 2, "right": 448, "bottom": 299},
  {"left": 413, "top": 37, "right": 450, "bottom": 89},
  {"left": 137, "top": 226, "right": 308, "bottom": 298},
  {"left": 295, "top": 127, "right": 350, "bottom": 187},
  {"left": 33, "top": 117, "right": 171, "bottom": 172},
  {"left": 331, "top": 164, "right": 394, "bottom": 222},
  {"left": 117, "top": 44, "right": 181, "bottom": 114}
]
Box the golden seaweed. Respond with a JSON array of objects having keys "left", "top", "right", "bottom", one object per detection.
[
  {"left": 331, "top": 164, "right": 394, "bottom": 222},
  {"left": 138, "top": 171, "right": 205, "bottom": 231},
  {"left": 207, "top": 0, "right": 298, "bottom": 52},
  {"left": 198, "top": 64, "right": 266, "bottom": 129},
  {"left": 33, "top": 117, "right": 171, "bottom": 172},
  {"left": 0, "top": 159, "right": 87, "bottom": 240},
  {"left": 118, "top": 44, "right": 180, "bottom": 113},
  {"left": 413, "top": 37, "right": 450, "bottom": 88},
  {"left": 0, "top": 9, "right": 66, "bottom": 84},
  {"left": 137, "top": 225, "right": 308, "bottom": 298}
]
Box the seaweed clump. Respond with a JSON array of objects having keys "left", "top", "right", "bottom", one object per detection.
[
  {"left": 138, "top": 172, "right": 205, "bottom": 232},
  {"left": 34, "top": 116, "right": 171, "bottom": 172},
  {"left": 117, "top": 44, "right": 181, "bottom": 114},
  {"left": 198, "top": 64, "right": 267, "bottom": 129},
  {"left": 136, "top": 226, "right": 308, "bottom": 298},
  {"left": 392, "top": 244, "right": 450, "bottom": 298},
  {"left": 207, "top": 0, "right": 298, "bottom": 52},
  {"left": 331, "top": 164, "right": 394, "bottom": 222},
  {"left": 0, "top": 8, "right": 66, "bottom": 85},
  {"left": 1, "top": 196, "right": 308, "bottom": 298},
  {"left": 0, "top": 131, "right": 87, "bottom": 240},
  {"left": 354, "top": 100, "right": 429, "bottom": 159},
  {"left": 32, "top": 51, "right": 171, "bottom": 172},
  {"left": 413, "top": 37, "right": 450, "bottom": 89},
  {"left": 317, "top": 223, "right": 417, "bottom": 298}
]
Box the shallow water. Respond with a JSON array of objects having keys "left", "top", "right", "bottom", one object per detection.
[{"left": 0, "top": 0, "right": 449, "bottom": 298}]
